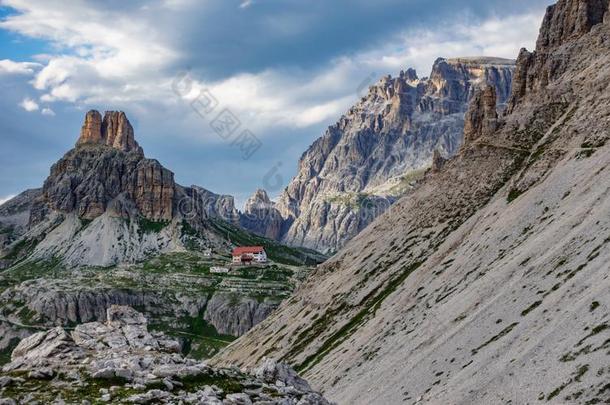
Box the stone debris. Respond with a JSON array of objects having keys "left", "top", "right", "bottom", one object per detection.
[{"left": 0, "top": 305, "right": 332, "bottom": 404}]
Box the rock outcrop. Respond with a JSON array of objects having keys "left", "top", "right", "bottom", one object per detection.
[
  {"left": 509, "top": 0, "right": 609, "bottom": 109},
  {"left": 77, "top": 110, "right": 143, "bottom": 155},
  {"left": 0, "top": 306, "right": 330, "bottom": 404},
  {"left": 240, "top": 189, "right": 286, "bottom": 240},
  {"left": 0, "top": 270, "right": 281, "bottom": 342},
  {"left": 214, "top": 2, "right": 610, "bottom": 404},
  {"left": 203, "top": 293, "right": 277, "bottom": 337},
  {"left": 32, "top": 144, "right": 175, "bottom": 222},
  {"left": 463, "top": 84, "right": 498, "bottom": 144},
  {"left": 0, "top": 188, "right": 41, "bottom": 258},
  {"left": 251, "top": 57, "right": 514, "bottom": 252}
]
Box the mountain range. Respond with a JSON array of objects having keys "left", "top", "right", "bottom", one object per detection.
[
  {"left": 213, "top": 0, "right": 610, "bottom": 403},
  {"left": 0, "top": 0, "right": 609, "bottom": 403},
  {"left": 241, "top": 57, "right": 515, "bottom": 253}
]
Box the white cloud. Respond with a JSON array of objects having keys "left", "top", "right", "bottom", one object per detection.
[
  {"left": 0, "top": 59, "right": 41, "bottom": 75},
  {"left": 0, "top": 1, "right": 545, "bottom": 139},
  {"left": 41, "top": 107, "right": 55, "bottom": 116},
  {"left": 181, "top": 11, "right": 542, "bottom": 132},
  {"left": 351, "top": 12, "right": 542, "bottom": 79},
  {"left": 0, "top": 0, "right": 179, "bottom": 106},
  {"left": 19, "top": 97, "right": 39, "bottom": 112},
  {"left": 0, "top": 195, "right": 16, "bottom": 206}
]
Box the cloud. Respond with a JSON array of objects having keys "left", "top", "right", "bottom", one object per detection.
[
  {"left": 0, "top": 59, "right": 40, "bottom": 75},
  {"left": 19, "top": 97, "right": 39, "bottom": 111},
  {"left": 0, "top": 1, "right": 546, "bottom": 136},
  {"left": 0, "top": 0, "right": 549, "bottom": 202},
  {"left": 239, "top": 0, "right": 254, "bottom": 9},
  {"left": 175, "top": 10, "right": 542, "bottom": 133},
  {"left": 352, "top": 12, "right": 543, "bottom": 76},
  {"left": 0, "top": 195, "right": 16, "bottom": 206},
  {"left": 41, "top": 107, "right": 55, "bottom": 116},
  {"left": 1, "top": 0, "right": 179, "bottom": 106}
]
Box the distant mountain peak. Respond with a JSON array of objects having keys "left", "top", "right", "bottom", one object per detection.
[{"left": 77, "top": 110, "right": 143, "bottom": 155}]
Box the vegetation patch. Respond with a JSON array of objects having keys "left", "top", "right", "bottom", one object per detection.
[
  {"left": 471, "top": 322, "right": 518, "bottom": 355},
  {"left": 521, "top": 300, "right": 543, "bottom": 316},
  {"left": 178, "top": 371, "right": 244, "bottom": 396},
  {"left": 3, "top": 238, "right": 41, "bottom": 261},
  {"left": 576, "top": 323, "right": 609, "bottom": 347},
  {"left": 150, "top": 314, "right": 236, "bottom": 360},
  {"left": 138, "top": 217, "right": 170, "bottom": 234},
  {"left": 0, "top": 337, "right": 20, "bottom": 365},
  {"left": 546, "top": 364, "right": 589, "bottom": 401},
  {"left": 507, "top": 188, "right": 524, "bottom": 204},
  {"left": 589, "top": 301, "right": 600, "bottom": 312}
]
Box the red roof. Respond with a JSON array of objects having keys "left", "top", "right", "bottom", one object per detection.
[{"left": 232, "top": 246, "right": 265, "bottom": 256}]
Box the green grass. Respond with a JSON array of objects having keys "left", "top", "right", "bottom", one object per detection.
[
  {"left": 0, "top": 258, "right": 62, "bottom": 287},
  {"left": 521, "top": 300, "right": 543, "bottom": 316},
  {"left": 149, "top": 314, "right": 236, "bottom": 360},
  {"left": 138, "top": 217, "right": 170, "bottom": 234},
  {"left": 0, "top": 337, "right": 20, "bottom": 365},
  {"left": 181, "top": 220, "right": 200, "bottom": 237},
  {"left": 178, "top": 372, "right": 243, "bottom": 395},
  {"left": 2, "top": 238, "right": 40, "bottom": 261},
  {"left": 507, "top": 188, "right": 524, "bottom": 203},
  {"left": 471, "top": 322, "right": 518, "bottom": 355}
]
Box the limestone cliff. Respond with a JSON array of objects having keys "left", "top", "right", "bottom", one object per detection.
[
  {"left": 253, "top": 57, "right": 515, "bottom": 252},
  {"left": 76, "top": 110, "right": 143, "bottom": 155}
]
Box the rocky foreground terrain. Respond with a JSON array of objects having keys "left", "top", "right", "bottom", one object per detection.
[
  {"left": 0, "top": 305, "right": 330, "bottom": 404},
  {"left": 241, "top": 57, "right": 515, "bottom": 253},
  {"left": 214, "top": 0, "right": 610, "bottom": 403}
]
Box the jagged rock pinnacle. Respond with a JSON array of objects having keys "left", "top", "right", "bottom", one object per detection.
[
  {"left": 431, "top": 149, "right": 447, "bottom": 173},
  {"left": 77, "top": 110, "right": 143, "bottom": 155},
  {"left": 463, "top": 84, "right": 498, "bottom": 144}
]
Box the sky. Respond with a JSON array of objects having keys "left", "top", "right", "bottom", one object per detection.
[{"left": 0, "top": 0, "right": 551, "bottom": 208}]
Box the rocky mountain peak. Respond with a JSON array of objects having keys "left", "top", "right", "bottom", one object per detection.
[
  {"left": 241, "top": 189, "right": 285, "bottom": 240},
  {"left": 77, "top": 110, "right": 143, "bottom": 155},
  {"left": 257, "top": 56, "right": 514, "bottom": 252},
  {"left": 245, "top": 189, "right": 273, "bottom": 209},
  {"left": 509, "top": 0, "right": 609, "bottom": 110},
  {"left": 537, "top": 0, "right": 608, "bottom": 50}
]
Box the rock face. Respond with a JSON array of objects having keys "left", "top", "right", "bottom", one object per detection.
[
  {"left": 252, "top": 57, "right": 515, "bottom": 252},
  {"left": 77, "top": 110, "right": 143, "bottom": 155},
  {"left": 182, "top": 185, "right": 240, "bottom": 224},
  {"left": 1, "top": 110, "right": 248, "bottom": 267},
  {"left": 509, "top": 0, "right": 609, "bottom": 109},
  {"left": 32, "top": 144, "right": 174, "bottom": 222},
  {"left": 214, "top": 2, "right": 610, "bottom": 404},
  {"left": 0, "top": 188, "right": 41, "bottom": 257},
  {"left": 240, "top": 189, "right": 285, "bottom": 239},
  {"left": 0, "top": 274, "right": 276, "bottom": 340},
  {"left": 203, "top": 293, "right": 277, "bottom": 336},
  {"left": 463, "top": 84, "right": 498, "bottom": 143},
  {"left": 1, "top": 306, "right": 330, "bottom": 404}
]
